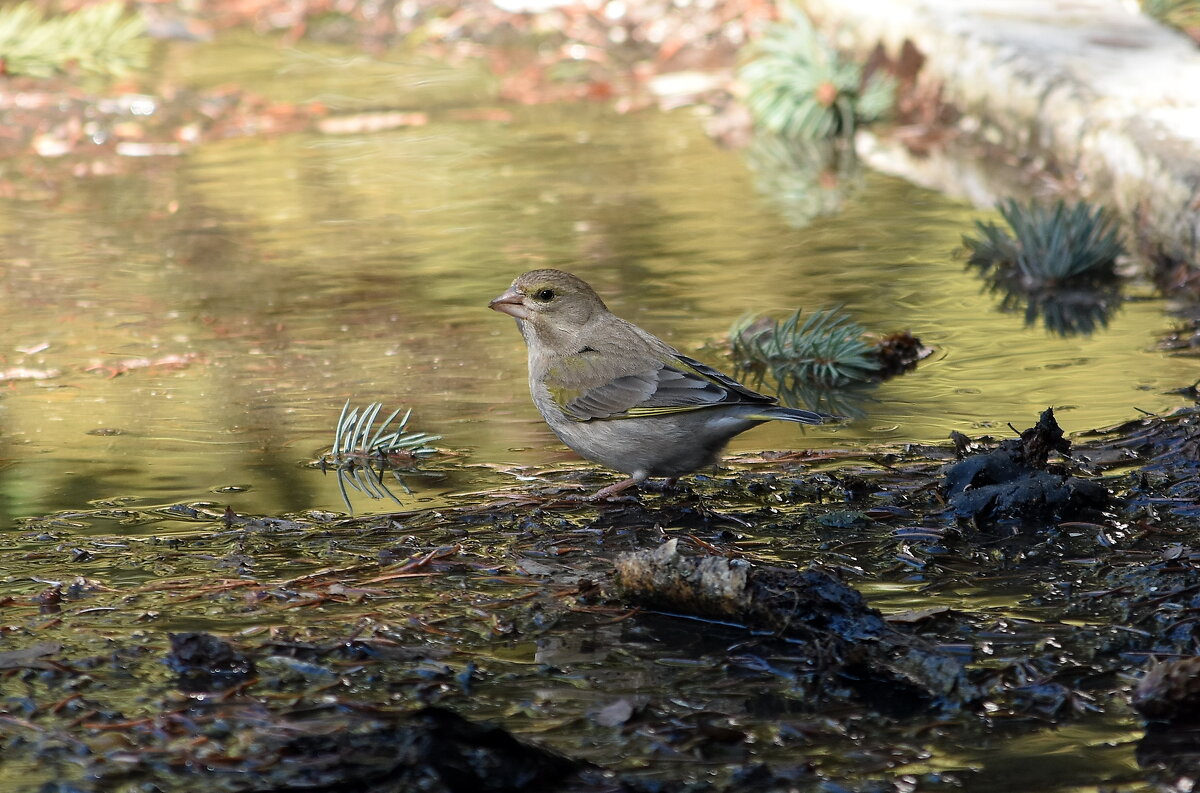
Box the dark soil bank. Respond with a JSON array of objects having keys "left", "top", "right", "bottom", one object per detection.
[{"left": 2, "top": 406, "right": 1200, "bottom": 790}]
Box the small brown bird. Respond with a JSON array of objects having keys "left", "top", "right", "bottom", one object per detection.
[{"left": 489, "top": 269, "right": 835, "bottom": 499}]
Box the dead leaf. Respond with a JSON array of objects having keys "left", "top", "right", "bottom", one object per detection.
[{"left": 593, "top": 698, "right": 635, "bottom": 727}]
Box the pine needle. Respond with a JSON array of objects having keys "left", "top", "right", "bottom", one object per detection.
[
  {"left": 0, "top": 1, "right": 148, "bottom": 79},
  {"left": 730, "top": 307, "right": 880, "bottom": 389},
  {"left": 322, "top": 400, "right": 441, "bottom": 511}
]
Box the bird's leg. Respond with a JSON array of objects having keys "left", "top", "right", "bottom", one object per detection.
[{"left": 588, "top": 472, "right": 647, "bottom": 501}]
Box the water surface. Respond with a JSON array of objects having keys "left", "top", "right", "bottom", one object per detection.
[{"left": 0, "top": 35, "right": 1189, "bottom": 528}]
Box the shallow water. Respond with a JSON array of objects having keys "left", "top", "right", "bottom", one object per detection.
[
  {"left": 0, "top": 35, "right": 1191, "bottom": 532},
  {"left": 2, "top": 32, "right": 1194, "bottom": 793}
]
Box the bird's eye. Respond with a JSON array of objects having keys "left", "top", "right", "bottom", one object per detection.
[{"left": 533, "top": 288, "right": 556, "bottom": 302}]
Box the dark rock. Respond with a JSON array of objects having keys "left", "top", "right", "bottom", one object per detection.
[
  {"left": 165, "top": 632, "right": 255, "bottom": 692},
  {"left": 947, "top": 469, "right": 1108, "bottom": 524}
]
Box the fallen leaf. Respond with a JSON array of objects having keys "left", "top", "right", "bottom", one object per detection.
[{"left": 593, "top": 698, "right": 634, "bottom": 727}]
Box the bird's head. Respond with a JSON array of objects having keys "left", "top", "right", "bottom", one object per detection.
[{"left": 488, "top": 269, "right": 608, "bottom": 332}]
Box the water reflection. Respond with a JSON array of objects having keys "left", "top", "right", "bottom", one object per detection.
[
  {"left": 771, "top": 379, "right": 878, "bottom": 420},
  {"left": 971, "top": 265, "right": 1124, "bottom": 336},
  {"left": 734, "top": 352, "right": 880, "bottom": 420},
  {"left": 742, "top": 135, "right": 861, "bottom": 229},
  {"left": 1138, "top": 724, "right": 1200, "bottom": 780}
]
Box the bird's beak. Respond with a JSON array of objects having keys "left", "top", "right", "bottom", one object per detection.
[{"left": 488, "top": 288, "right": 530, "bottom": 320}]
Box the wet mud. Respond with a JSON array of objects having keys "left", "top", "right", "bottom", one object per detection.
[{"left": 2, "top": 406, "right": 1200, "bottom": 790}]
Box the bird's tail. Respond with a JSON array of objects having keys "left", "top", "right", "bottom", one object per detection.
[{"left": 741, "top": 405, "right": 840, "bottom": 425}]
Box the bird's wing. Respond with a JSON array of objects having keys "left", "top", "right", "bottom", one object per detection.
[
  {"left": 672, "top": 354, "right": 777, "bottom": 403},
  {"left": 546, "top": 351, "right": 776, "bottom": 421}
]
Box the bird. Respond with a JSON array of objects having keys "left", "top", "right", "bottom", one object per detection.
[{"left": 488, "top": 269, "right": 837, "bottom": 499}]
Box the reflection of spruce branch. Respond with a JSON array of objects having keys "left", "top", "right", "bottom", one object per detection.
[
  {"left": 989, "top": 280, "right": 1122, "bottom": 337},
  {"left": 740, "top": 11, "right": 893, "bottom": 139},
  {"left": 744, "top": 135, "right": 860, "bottom": 229},
  {"left": 773, "top": 378, "right": 876, "bottom": 421},
  {"left": 0, "top": 2, "right": 149, "bottom": 78},
  {"left": 322, "top": 400, "right": 440, "bottom": 510},
  {"left": 963, "top": 199, "right": 1126, "bottom": 336}
]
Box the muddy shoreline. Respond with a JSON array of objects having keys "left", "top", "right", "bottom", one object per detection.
[{"left": 2, "top": 405, "right": 1197, "bottom": 790}]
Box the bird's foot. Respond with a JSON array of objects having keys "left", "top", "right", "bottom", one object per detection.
[{"left": 587, "top": 476, "right": 642, "bottom": 502}]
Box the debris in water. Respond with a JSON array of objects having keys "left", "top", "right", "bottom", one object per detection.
[
  {"left": 614, "top": 539, "right": 975, "bottom": 710},
  {"left": 940, "top": 408, "right": 1110, "bottom": 525}
]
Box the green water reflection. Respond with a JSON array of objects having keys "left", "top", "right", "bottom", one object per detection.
[{"left": 0, "top": 36, "right": 1192, "bottom": 528}]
